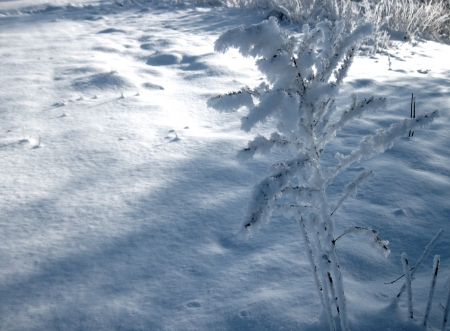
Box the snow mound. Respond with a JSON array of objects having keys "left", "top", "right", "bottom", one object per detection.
[{"left": 71, "top": 72, "right": 135, "bottom": 91}]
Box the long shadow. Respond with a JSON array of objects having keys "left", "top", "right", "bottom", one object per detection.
[
  {"left": 2, "top": 134, "right": 446, "bottom": 329},
  {"left": 0, "top": 135, "right": 303, "bottom": 330}
]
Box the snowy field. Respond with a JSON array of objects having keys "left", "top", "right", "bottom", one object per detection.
[{"left": 0, "top": 0, "right": 449, "bottom": 330}]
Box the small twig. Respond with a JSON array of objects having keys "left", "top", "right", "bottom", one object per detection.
[
  {"left": 409, "top": 93, "right": 416, "bottom": 137},
  {"left": 410, "top": 93, "right": 413, "bottom": 119},
  {"left": 395, "top": 229, "right": 444, "bottom": 300},
  {"left": 334, "top": 226, "right": 369, "bottom": 242},
  {"left": 273, "top": 203, "right": 317, "bottom": 209},
  {"left": 384, "top": 267, "right": 415, "bottom": 284}
]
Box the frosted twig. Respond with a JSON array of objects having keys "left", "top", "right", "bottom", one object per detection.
[
  {"left": 207, "top": 87, "right": 255, "bottom": 113},
  {"left": 423, "top": 255, "right": 440, "bottom": 327},
  {"left": 333, "top": 226, "right": 389, "bottom": 255},
  {"left": 401, "top": 253, "right": 414, "bottom": 319},
  {"left": 298, "top": 216, "right": 335, "bottom": 331},
  {"left": 238, "top": 132, "right": 304, "bottom": 161},
  {"left": 326, "top": 111, "right": 438, "bottom": 182},
  {"left": 327, "top": 271, "right": 340, "bottom": 315},
  {"left": 328, "top": 244, "right": 349, "bottom": 331},
  {"left": 384, "top": 267, "right": 414, "bottom": 285},
  {"left": 409, "top": 93, "right": 416, "bottom": 137},
  {"left": 330, "top": 170, "right": 374, "bottom": 216},
  {"left": 320, "top": 97, "right": 387, "bottom": 148},
  {"left": 395, "top": 228, "right": 444, "bottom": 300},
  {"left": 242, "top": 156, "right": 310, "bottom": 231},
  {"left": 442, "top": 276, "right": 450, "bottom": 331}
]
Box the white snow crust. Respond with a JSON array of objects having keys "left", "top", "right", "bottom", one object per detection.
[{"left": 0, "top": 0, "right": 449, "bottom": 330}]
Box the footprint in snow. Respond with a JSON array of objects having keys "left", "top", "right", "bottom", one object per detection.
[
  {"left": 393, "top": 209, "right": 406, "bottom": 217},
  {"left": 52, "top": 100, "right": 66, "bottom": 107},
  {"left": 97, "top": 28, "right": 126, "bottom": 34},
  {"left": 83, "top": 15, "right": 104, "bottom": 21},
  {"left": 165, "top": 130, "right": 180, "bottom": 142},
  {"left": 92, "top": 46, "right": 122, "bottom": 54},
  {"left": 139, "top": 35, "right": 152, "bottom": 42},
  {"left": 18, "top": 138, "right": 41, "bottom": 149},
  {"left": 239, "top": 310, "right": 251, "bottom": 318},
  {"left": 140, "top": 43, "right": 154, "bottom": 50},
  {"left": 139, "top": 38, "right": 175, "bottom": 48},
  {"left": 146, "top": 53, "right": 182, "bottom": 66},
  {"left": 181, "top": 62, "right": 209, "bottom": 71},
  {"left": 179, "top": 54, "right": 212, "bottom": 71},
  {"left": 142, "top": 82, "right": 164, "bottom": 90},
  {"left": 56, "top": 66, "right": 98, "bottom": 80},
  {"left": 186, "top": 301, "right": 201, "bottom": 308}
]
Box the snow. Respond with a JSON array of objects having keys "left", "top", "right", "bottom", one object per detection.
[{"left": 0, "top": 0, "right": 449, "bottom": 330}]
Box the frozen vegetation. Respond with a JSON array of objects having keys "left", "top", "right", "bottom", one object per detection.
[{"left": 0, "top": 0, "right": 449, "bottom": 330}]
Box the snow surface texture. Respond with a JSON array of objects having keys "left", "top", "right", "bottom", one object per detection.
[{"left": 0, "top": 1, "right": 449, "bottom": 330}]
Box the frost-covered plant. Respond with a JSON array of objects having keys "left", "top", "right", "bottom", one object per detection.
[
  {"left": 208, "top": 0, "right": 450, "bottom": 47},
  {"left": 209, "top": 18, "right": 437, "bottom": 331},
  {"left": 223, "top": 0, "right": 361, "bottom": 27},
  {"left": 371, "top": 0, "right": 450, "bottom": 41}
]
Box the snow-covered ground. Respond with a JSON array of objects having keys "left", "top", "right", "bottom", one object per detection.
[{"left": 0, "top": 1, "right": 449, "bottom": 330}]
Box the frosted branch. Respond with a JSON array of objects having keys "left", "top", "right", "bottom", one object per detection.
[
  {"left": 214, "top": 17, "right": 288, "bottom": 59},
  {"left": 333, "top": 225, "right": 390, "bottom": 256},
  {"left": 326, "top": 111, "right": 438, "bottom": 181},
  {"left": 318, "top": 22, "right": 373, "bottom": 83},
  {"left": 319, "top": 96, "right": 387, "bottom": 148},
  {"left": 330, "top": 169, "right": 374, "bottom": 216},
  {"left": 298, "top": 216, "right": 335, "bottom": 330},
  {"left": 240, "top": 155, "right": 309, "bottom": 234},
  {"left": 208, "top": 82, "right": 270, "bottom": 113},
  {"left": 237, "top": 132, "right": 304, "bottom": 161},
  {"left": 241, "top": 90, "right": 287, "bottom": 132}
]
